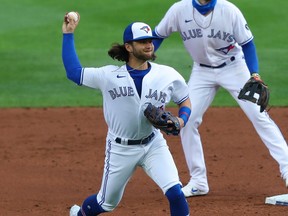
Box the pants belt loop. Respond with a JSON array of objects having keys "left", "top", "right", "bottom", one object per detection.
[{"left": 121, "top": 138, "right": 128, "bottom": 145}]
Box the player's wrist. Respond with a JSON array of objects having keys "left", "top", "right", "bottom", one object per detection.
[
  {"left": 178, "top": 106, "right": 191, "bottom": 127},
  {"left": 251, "top": 73, "right": 260, "bottom": 78},
  {"left": 177, "top": 117, "right": 185, "bottom": 128},
  {"left": 251, "top": 73, "right": 262, "bottom": 82}
]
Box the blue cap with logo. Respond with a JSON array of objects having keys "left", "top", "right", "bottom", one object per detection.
[{"left": 123, "top": 22, "right": 159, "bottom": 43}]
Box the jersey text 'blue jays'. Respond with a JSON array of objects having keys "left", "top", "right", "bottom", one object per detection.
[{"left": 181, "top": 28, "right": 234, "bottom": 43}]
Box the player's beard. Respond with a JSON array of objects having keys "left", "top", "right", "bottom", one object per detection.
[{"left": 132, "top": 49, "right": 156, "bottom": 61}]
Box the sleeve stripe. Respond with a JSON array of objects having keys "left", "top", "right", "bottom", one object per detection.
[
  {"left": 239, "top": 36, "right": 254, "bottom": 46},
  {"left": 176, "top": 95, "right": 189, "bottom": 105},
  {"left": 154, "top": 28, "right": 167, "bottom": 39},
  {"left": 79, "top": 68, "right": 84, "bottom": 86}
]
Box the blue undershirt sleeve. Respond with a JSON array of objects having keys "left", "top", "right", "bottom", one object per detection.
[
  {"left": 241, "top": 39, "right": 259, "bottom": 74},
  {"left": 152, "top": 30, "right": 164, "bottom": 52},
  {"left": 62, "top": 33, "right": 82, "bottom": 85}
]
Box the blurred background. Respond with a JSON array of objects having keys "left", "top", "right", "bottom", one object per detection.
[{"left": 1, "top": 0, "right": 287, "bottom": 108}]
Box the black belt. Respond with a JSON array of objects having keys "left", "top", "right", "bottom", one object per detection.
[
  {"left": 115, "top": 132, "right": 155, "bottom": 145},
  {"left": 200, "top": 56, "right": 235, "bottom": 69}
]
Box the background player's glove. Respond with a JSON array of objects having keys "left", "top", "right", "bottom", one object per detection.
[
  {"left": 238, "top": 73, "right": 270, "bottom": 113},
  {"left": 144, "top": 103, "right": 180, "bottom": 136}
]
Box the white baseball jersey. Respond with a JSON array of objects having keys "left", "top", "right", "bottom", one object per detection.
[
  {"left": 80, "top": 62, "right": 189, "bottom": 211},
  {"left": 155, "top": 0, "right": 253, "bottom": 66},
  {"left": 154, "top": 0, "right": 288, "bottom": 193},
  {"left": 81, "top": 62, "right": 189, "bottom": 139}
]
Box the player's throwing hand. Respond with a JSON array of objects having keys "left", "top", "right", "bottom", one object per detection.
[{"left": 62, "top": 11, "right": 80, "bottom": 34}]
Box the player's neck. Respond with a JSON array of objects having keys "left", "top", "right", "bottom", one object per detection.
[
  {"left": 127, "top": 60, "right": 148, "bottom": 71},
  {"left": 193, "top": 0, "right": 215, "bottom": 15}
]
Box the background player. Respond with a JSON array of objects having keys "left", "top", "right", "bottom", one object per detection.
[
  {"left": 62, "top": 12, "right": 191, "bottom": 215},
  {"left": 153, "top": 0, "right": 288, "bottom": 197}
]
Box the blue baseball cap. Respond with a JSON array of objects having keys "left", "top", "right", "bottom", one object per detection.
[{"left": 123, "top": 22, "right": 159, "bottom": 43}]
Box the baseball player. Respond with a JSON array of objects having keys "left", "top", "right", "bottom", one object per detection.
[
  {"left": 62, "top": 12, "right": 191, "bottom": 216},
  {"left": 153, "top": 0, "right": 288, "bottom": 197}
]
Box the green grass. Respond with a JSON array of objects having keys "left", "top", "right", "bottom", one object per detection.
[{"left": 0, "top": 0, "right": 287, "bottom": 108}]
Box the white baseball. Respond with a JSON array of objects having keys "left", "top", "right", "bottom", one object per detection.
[{"left": 67, "top": 11, "right": 78, "bottom": 22}]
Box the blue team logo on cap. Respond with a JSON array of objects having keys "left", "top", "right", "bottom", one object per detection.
[
  {"left": 123, "top": 22, "right": 159, "bottom": 43},
  {"left": 140, "top": 26, "right": 151, "bottom": 34}
]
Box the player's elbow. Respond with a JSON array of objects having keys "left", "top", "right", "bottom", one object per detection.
[{"left": 65, "top": 67, "right": 82, "bottom": 85}]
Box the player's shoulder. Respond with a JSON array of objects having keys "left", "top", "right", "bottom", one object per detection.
[
  {"left": 84, "top": 65, "right": 125, "bottom": 77},
  {"left": 97, "top": 65, "right": 125, "bottom": 73},
  {"left": 150, "top": 62, "right": 183, "bottom": 77},
  {"left": 217, "top": 0, "right": 241, "bottom": 12},
  {"left": 177, "top": 0, "right": 191, "bottom": 6},
  {"left": 150, "top": 62, "right": 175, "bottom": 71},
  {"left": 100, "top": 65, "right": 121, "bottom": 70},
  {"left": 216, "top": 0, "right": 244, "bottom": 18}
]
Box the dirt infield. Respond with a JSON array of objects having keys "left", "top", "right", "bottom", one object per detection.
[{"left": 1, "top": 107, "right": 288, "bottom": 216}]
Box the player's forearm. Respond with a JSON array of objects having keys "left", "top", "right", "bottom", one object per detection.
[
  {"left": 62, "top": 33, "right": 82, "bottom": 85},
  {"left": 178, "top": 98, "right": 192, "bottom": 128},
  {"left": 242, "top": 39, "right": 259, "bottom": 74}
]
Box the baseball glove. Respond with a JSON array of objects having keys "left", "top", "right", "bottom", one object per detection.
[
  {"left": 144, "top": 103, "right": 180, "bottom": 136},
  {"left": 238, "top": 74, "right": 270, "bottom": 113}
]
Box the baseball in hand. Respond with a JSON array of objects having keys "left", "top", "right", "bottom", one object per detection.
[{"left": 67, "top": 11, "right": 79, "bottom": 22}]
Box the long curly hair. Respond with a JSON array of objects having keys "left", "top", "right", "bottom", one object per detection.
[
  {"left": 108, "top": 43, "right": 129, "bottom": 62},
  {"left": 108, "top": 42, "right": 157, "bottom": 62}
]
